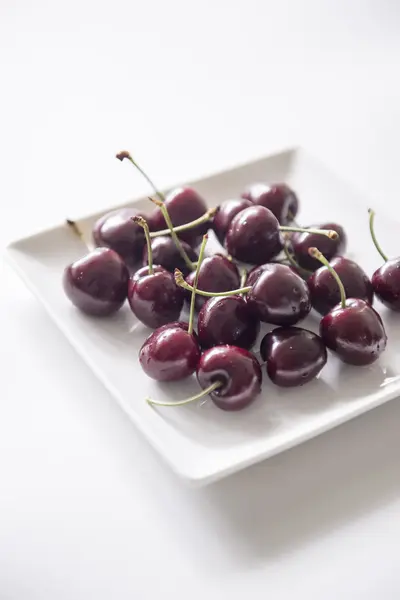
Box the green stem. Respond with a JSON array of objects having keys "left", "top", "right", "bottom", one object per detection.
[
  {"left": 188, "top": 234, "right": 208, "bottom": 334},
  {"left": 283, "top": 244, "right": 311, "bottom": 276},
  {"left": 149, "top": 207, "right": 216, "bottom": 238},
  {"left": 368, "top": 209, "right": 388, "bottom": 261},
  {"left": 132, "top": 216, "right": 153, "bottom": 274},
  {"left": 174, "top": 269, "right": 251, "bottom": 297},
  {"left": 280, "top": 226, "right": 338, "bottom": 239},
  {"left": 147, "top": 381, "right": 221, "bottom": 407},
  {"left": 308, "top": 247, "right": 346, "bottom": 308},
  {"left": 116, "top": 150, "right": 165, "bottom": 203},
  {"left": 150, "top": 198, "right": 195, "bottom": 271}
]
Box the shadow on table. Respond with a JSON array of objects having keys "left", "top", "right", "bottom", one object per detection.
[{"left": 201, "top": 397, "right": 400, "bottom": 565}]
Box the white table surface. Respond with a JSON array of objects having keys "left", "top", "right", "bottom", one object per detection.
[{"left": 1, "top": 1, "right": 400, "bottom": 598}]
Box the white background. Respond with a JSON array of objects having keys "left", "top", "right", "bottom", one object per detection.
[{"left": 1, "top": 1, "right": 400, "bottom": 598}]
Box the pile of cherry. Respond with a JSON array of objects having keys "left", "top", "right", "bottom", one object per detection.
[{"left": 63, "top": 151, "right": 400, "bottom": 411}]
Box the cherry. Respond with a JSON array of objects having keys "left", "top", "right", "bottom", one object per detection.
[
  {"left": 226, "top": 205, "right": 283, "bottom": 264},
  {"left": 151, "top": 187, "right": 209, "bottom": 246},
  {"left": 246, "top": 263, "right": 311, "bottom": 325},
  {"left": 147, "top": 345, "right": 262, "bottom": 411},
  {"left": 197, "top": 295, "right": 260, "bottom": 350},
  {"left": 308, "top": 256, "right": 373, "bottom": 316},
  {"left": 116, "top": 151, "right": 208, "bottom": 247},
  {"left": 92, "top": 208, "right": 148, "bottom": 267},
  {"left": 63, "top": 239, "right": 129, "bottom": 317},
  {"left": 213, "top": 198, "right": 253, "bottom": 244},
  {"left": 260, "top": 327, "right": 327, "bottom": 387},
  {"left": 139, "top": 321, "right": 200, "bottom": 381},
  {"left": 369, "top": 209, "right": 400, "bottom": 311},
  {"left": 242, "top": 183, "right": 299, "bottom": 224},
  {"left": 310, "top": 248, "right": 387, "bottom": 366},
  {"left": 225, "top": 206, "right": 337, "bottom": 266},
  {"left": 139, "top": 234, "right": 209, "bottom": 381},
  {"left": 290, "top": 222, "right": 346, "bottom": 271},
  {"left": 184, "top": 254, "right": 240, "bottom": 310},
  {"left": 128, "top": 217, "right": 183, "bottom": 328}
]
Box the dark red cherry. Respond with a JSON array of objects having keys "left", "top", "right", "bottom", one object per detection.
[
  {"left": 92, "top": 208, "right": 148, "bottom": 267},
  {"left": 372, "top": 259, "right": 400, "bottom": 311},
  {"left": 246, "top": 263, "right": 311, "bottom": 325},
  {"left": 185, "top": 254, "right": 240, "bottom": 310},
  {"left": 290, "top": 222, "right": 346, "bottom": 271},
  {"left": 63, "top": 247, "right": 129, "bottom": 316},
  {"left": 197, "top": 295, "right": 260, "bottom": 350},
  {"left": 242, "top": 183, "right": 299, "bottom": 225},
  {"left": 260, "top": 327, "right": 327, "bottom": 387},
  {"left": 142, "top": 236, "right": 198, "bottom": 276},
  {"left": 128, "top": 270, "right": 184, "bottom": 329},
  {"left": 139, "top": 322, "right": 201, "bottom": 381},
  {"left": 246, "top": 262, "right": 297, "bottom": 286},
  {"left": 308, "top": 256, "right": 374, "bottom": 315},
  {"left": 150, "top": 187, "right": 208, "bottom": 246},
  {"left": 320, "top": 298, "right": 387, "bottom": 366},
  {"left": 196, "top": 345, "right": 262, "bottom": 411},
  {"left": 225, "top": 205, "right": 284, "bottom": 264},
  {"left": 213, "top": 198, "right": 253, "bottom": 244}
]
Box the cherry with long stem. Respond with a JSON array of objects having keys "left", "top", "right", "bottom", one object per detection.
[
  {"left": 368, "top": 209, "right": 388, "bottom": 261},
  {"left": 308, "top": 248, "right": 346, "bottom": 308},
  {"left": 116, "top": 150, "right": 165, "bottom": 203},
  {"left": 149, "top": 197, "right": 195, "bottom": 271}
]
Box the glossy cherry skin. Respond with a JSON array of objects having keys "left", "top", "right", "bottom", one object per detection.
[
  {"left": 185, "top": 254, "right": 240, "bottom": 310},
  {"left": 308, "top": 256, "right": 373, "bottom": 316},
  {"left": 320, "top": 298, "right": 387, "bottom": 366},
  {"left": 246, "top": 264, "right": 311, "bottom": 325},
  {"left": 372, "top": 259, "right": 400, "bottom": 311},
  {"left": 225, "top": 205, "right": 284, "bottom": 264},
  {"left": 92, "top": 208, "right": 148, "bottom": 267},
  {"left": 197, "top": 295, "right": 260, "bottom": 350},
  {"left": 128, "top": 270, "right": 184, "bottom": 329},
  {"left": 196, "top": 345, "right": 262, "bottom": 411},
  {"left": 246, "top": 262, "right": 297, "bottom": 286},
  {"left": 142, "top": 236, "right": 198, "bottom": 276},
  {"left": 290, "top": 222, "right": 347, "bottom": 271},
  {"left": 150, "top": 187, "right": 208, "bottom": 246},
  {"left": 139, "top": 322, "right": 201, "bottom": 381},
  {"left": 242, "top": 183, "right": 299, "bottom": 225},
  {"left": 131, "top": 264, "right": 166, "bottom": 283},
  {"left": 260, "top": 327, "right": 327, "bottom": 387},
  {"left": 213, "top": 198, "right": 253, "bottom": 244},
  {"left": 63, "top": 247, "right": 129, "bottom": 316}
]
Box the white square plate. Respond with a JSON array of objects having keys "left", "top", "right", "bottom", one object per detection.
[{"left": 6, "top": 147, "right": 400, "bottom": 486}]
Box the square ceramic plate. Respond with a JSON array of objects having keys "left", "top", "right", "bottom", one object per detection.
[{"left": 6, "top": 147, "right": 400, "bottom": 485}]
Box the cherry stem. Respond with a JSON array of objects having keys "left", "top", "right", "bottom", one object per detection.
[
  {"left": 132, "top": 216, "right": 153, "bottom": 274},
  {"left": 280, "top": 226, "right": 338, "bottom": 239},
  {"left": 308, "top": 247, "right": 346, "bottom": 308},
  {"left": 175, "top": 269, "right": 252, "bottom": 297},
  {"left": 188, "top": 234, "right": 208, "bottom": 335},
  {"left": 147, "top": 381, "right": 222, "bottom": 407},
  {"left": 283, "top": 243, "right": 312, "bottom": 276},
  {"left": 116, "top": 150, "right": 165, "bottom": 203},
  {"left": 66, "top": 219, "right": 93, "bottom": 251},
  {"left": 149, "top": 207, "right": 217, "bottom": 238},
  {"left": 368, "top": 209, "right": 388, "bottom": 262},
  {"left": 149, "top": 197, "right": 195, "bottom": 271}
]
